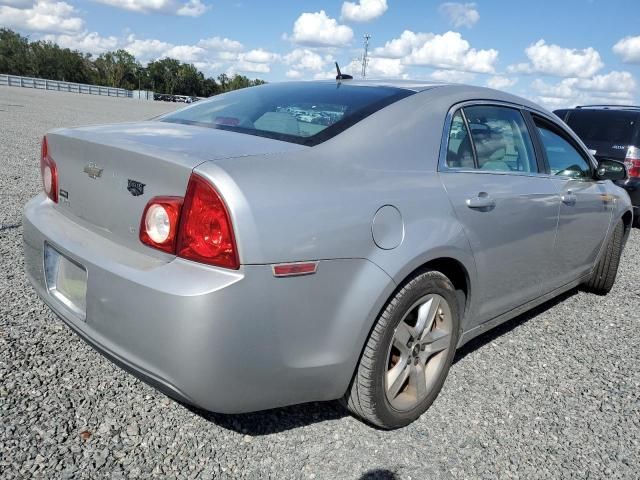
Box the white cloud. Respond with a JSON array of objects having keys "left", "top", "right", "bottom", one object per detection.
[
  {"left": 288, "top": 10, "right": 353, "bottom": 47},
  {"left": 122, "top": 34, "right": 248, "bottom": 65},
  {"left": 43, "top": 30, "right": 214, "bottom": 64},
  {"left": 439, "top": 2, "right": 479, "bottom": 28},
  {"left": 486, "top": 75, "right": 517, "bottom": 90},
  {"left": 124, "top": 35, "right": 172, "bottom": 61},
  {"left": 577, "top": 71, "right": 636, "bottom": 93},
  {"left": 508, "top": 40, "right": 603, "bottom": 78},
  {"left": 92, "top": 0, "right": 209, "bottom": 17},
  {"left": 217, "top": 51, "right": 239, "bottom": 61},
  {"left": 341, "top": 0, "right": 387, "bottom": 22},
  {"left": 531, "top": 71, "right": 637, "bottom": 109},
  {"left": 374, "top": 30, "right": 497, "bottom": 73},
  {"left": 374, "top": 30, "right": 431, "bottom": 59},
  {"left": 532, "top": 79, "right": 576, "bottom": 99},
  {"left": 376, "top": 30, "right": 498, "bottom": 73},
  {"left": 430, "top": 69, "right": 475, "bottom": 83},
  {"left": 193, "top": 61, "right": 222, "bottom": 76},
  {"left": 228, "top": 60, "right": 270, "bottom": 74},
  {"left": 613, "top": 35, "right": 640, "bottom": 64},
  {"left": 164, "top": 44, "right": 206, "bottom": 62},
  {"left": 197, "top": 36, "right": 243, "bottom": 52},
  {"left": 366, "top": 57, "right": 405, "bottom": 77},
  {"left": 535, "top": 92, "right": 634, "bottom": 110},
  {"left": 284, "top": 48, "right": 330, "bottom": 72},
  {"left": 223, "top": 49, "right": 278, "bottom": 76},
  {"left": 532, "top": 73, "right": 636, "bottom": 97},
  {"left": 176, "top": 0, "right": 207, "bottom": 16},
  {"left": 0, "top": 0, "right": 84, "bottom": 34},
  {"left": 242, "top": 48, "right": 279, "bottom": 63},
  {"left": 338, "top": 57, "right": 405, "bottom": 78},
  {"left": 43, "top": 31, "right": 119, "bottom": 54}
]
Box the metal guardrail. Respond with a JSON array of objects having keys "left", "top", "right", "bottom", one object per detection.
[{"left": 0, "top": 74, "right": 132, "bottom": 98}]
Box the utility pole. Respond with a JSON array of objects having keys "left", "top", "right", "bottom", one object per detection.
[{"left": 361, "top": 34, "right": 371, "bottom": 78}]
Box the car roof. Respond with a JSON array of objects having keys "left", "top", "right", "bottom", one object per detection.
[{"left": 312, "top": 79, "right": 447, "bottom": 92}]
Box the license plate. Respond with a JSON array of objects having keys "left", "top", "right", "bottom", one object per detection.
[{"left": 44, "top": 244, "right": 87, "bottom": 319}]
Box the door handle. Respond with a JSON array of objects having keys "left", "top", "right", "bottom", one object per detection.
[
  {"left": 561, "top": 191, "right": 577, "bottom": 205},
  {"left": 466, "top": 192, "right": 496, "bottom": 209}
]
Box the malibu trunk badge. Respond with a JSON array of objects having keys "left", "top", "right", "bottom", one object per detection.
[
  {"left": 127, "top": 179, "right": 145, "bottom": 197},
  {"left": 83, "top": 163, "right": 103, "bottom": 179}
]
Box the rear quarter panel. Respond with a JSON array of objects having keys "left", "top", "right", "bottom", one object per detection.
[
  {"left": 195, "top": 87, "right": 480, "bottom": 328},
  {"left": 196, "top": 84, "right": 547, "bottom": 287}
]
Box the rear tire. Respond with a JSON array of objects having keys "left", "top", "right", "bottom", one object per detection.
[
  {"left": 583, "top": 221, "right": 624, "bottom": 295},
  {"left": 344, "top": 271, "right": 460, "bottom": 429}
]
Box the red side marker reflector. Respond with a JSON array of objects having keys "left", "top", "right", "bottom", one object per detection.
[{"left": 272, "top": 262, "right": 318, "bottom": 277}]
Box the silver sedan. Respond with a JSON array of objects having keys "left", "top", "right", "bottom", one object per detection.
[{"left": 23, "top": 80, "right": 633, "bottom": 429}]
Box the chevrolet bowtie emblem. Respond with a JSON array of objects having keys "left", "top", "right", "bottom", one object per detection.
[
  {"left": 83, "top": 163, "right": 103, "bottom": 179},
  {"left": 127, "top": 179, "right": 145, "bottom": 197}
]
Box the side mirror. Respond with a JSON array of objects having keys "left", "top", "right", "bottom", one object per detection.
[{"left": 595, "top": 159, "right": 628, "bottom": 181}]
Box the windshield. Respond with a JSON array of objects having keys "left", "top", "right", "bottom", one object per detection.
[{"left": 159, "top": 82, "right": 414, "bottom": 146}]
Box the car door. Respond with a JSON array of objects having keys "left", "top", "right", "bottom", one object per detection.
[
  {"left": 530, "top": 115, "right": 612, "bottom": 287},
  {"left": 439, "top": 104, "right": 561, "bottom": 326}
]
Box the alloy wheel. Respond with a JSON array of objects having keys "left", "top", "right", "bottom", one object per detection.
[{"left": 384, "top": 294, "right": 453, "bottom": 411}]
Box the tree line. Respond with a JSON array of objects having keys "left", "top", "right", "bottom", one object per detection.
[{"left": 0, "top": 29, "right": 266, "bottom": 97}]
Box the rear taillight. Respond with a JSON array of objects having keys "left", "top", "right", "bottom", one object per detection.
[
  {"left": 177, "top": 174, "right": 239, "bottom": 269},
  {"left": 625, "top": 146, "right": 640, "bottom": 178},
  {"left": 139, "top": 197, "right": 183, "bottom": 253},
  {"left": 139, "top": 173, "right": 239, "bottom": 270},
  {"left": 40, "top": 136, "right": 58, "bottom": 203}
]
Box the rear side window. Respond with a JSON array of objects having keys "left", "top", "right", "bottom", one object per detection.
[
  {"left": 565, "top": 110, "right": 638, "bottom": 144},
  {"left": 445, "top": 105, "right": 537, "bottom": 173},
  {"left": 160, "top": 82, "right": 414, "bottom": 146},
  {"left": 535, "top": 121, "right": 592, "bottom": 179},
  {"left": 446, "top": 111, "right": 475, "bottom": 168}
]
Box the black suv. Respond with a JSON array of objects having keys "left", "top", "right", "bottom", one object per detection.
[{"left": 555, "top": 105, "right": 639, "bottom": 225}]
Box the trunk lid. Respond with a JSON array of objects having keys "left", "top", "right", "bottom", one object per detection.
[{"left": 47, "top": 121, "right": 305, "bottom": 256}]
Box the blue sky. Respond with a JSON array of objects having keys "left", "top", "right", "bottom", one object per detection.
[{"left": 2, "top": 0, "right": 640, "bottom": 108}]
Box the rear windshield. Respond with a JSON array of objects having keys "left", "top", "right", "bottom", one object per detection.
[
  {"left": 565, "top": 110, "right": 638, "bottom": 144},
  {"left": 159, "top": 82, "right": 414, "bottom": 146}
]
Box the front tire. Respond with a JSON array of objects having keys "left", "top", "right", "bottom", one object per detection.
[
  {"left": 583, "top": 220, "right": 624, "bottom": 295},
  {"left": 344, "top": 271, "right": 460, "bottom": 429}
]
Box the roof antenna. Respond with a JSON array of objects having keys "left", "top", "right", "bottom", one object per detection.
[{"left": 335, "top": 62, "right": 353, "bottom": 81}]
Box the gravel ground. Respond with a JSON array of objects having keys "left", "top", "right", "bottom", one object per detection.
[{"left": 1, "top": 86, "right": 639, "bottom": 479}]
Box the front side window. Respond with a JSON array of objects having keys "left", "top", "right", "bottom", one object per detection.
[
  {"left": 159, "top": 82, "right": 413, "bottom": 146},
  {"left": 464, "top": 105, "right": 538, "bottom": 173},
  {"left": 535, "top": 122, "right": 592, "bottom": 179}
]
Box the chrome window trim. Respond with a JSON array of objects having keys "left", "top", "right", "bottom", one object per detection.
[
  {"left": 437, "top": 99, "right": 596, "bottom": 178},
  {"left": 458, "top": 108, "right": 479, "bottom": 169}
]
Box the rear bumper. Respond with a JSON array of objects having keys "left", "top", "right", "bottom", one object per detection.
[{"left": 23, "top": 195, "right": 395, "bottom": 413}]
